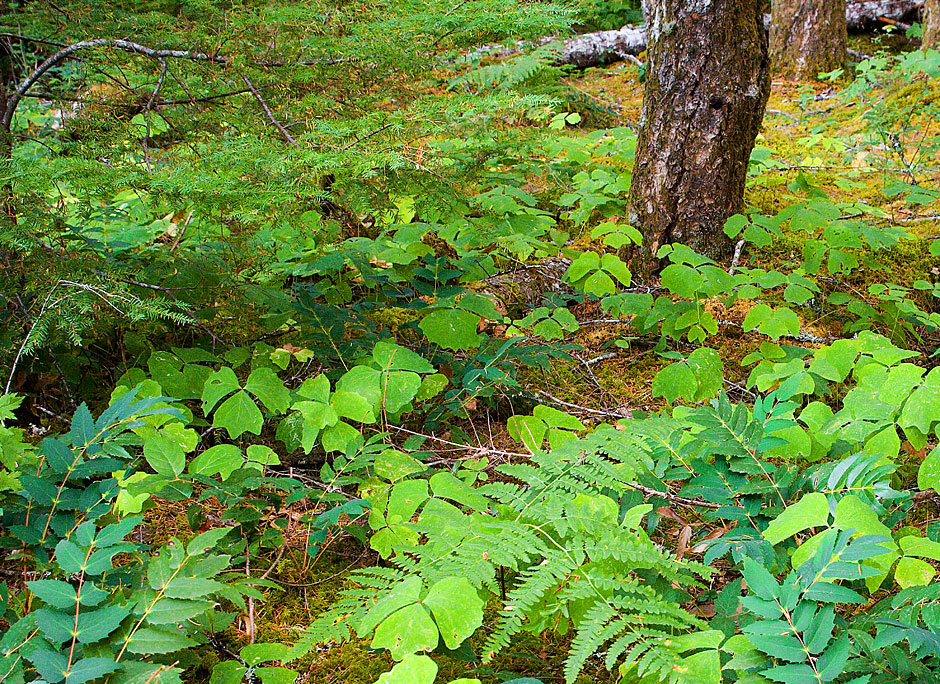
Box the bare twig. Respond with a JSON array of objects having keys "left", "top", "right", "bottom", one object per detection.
[
  {"left": 240, "top": 73, "right": 296, "bottom": 145},
  {"left": 3, "top": 38, "right": 228, "bottom": 129},
  {"left": 535, "top": 389, "right": 634, "bottom": 419}
]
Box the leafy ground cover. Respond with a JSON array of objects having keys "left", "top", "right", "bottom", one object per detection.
[{"left": 3, "top": 7, "right": 940, "bottom": 684}]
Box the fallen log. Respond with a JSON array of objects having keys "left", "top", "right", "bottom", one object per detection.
[{"left": 554, "top": 0, "right": 922, "bottom": 68}]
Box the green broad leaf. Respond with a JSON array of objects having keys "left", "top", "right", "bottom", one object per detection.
[
  {"left": 256, "top": 667, "right": 299, "bottom": 684},
  {"left": 111, "top": 662, "right": 183, "bottom": 684},
  {"left": 244, "top": 368, "right": 291, "bottom": 414},
  {"left": 565, "top": 252, "right": 600, "bottom": 282},
  {"left": 386, "top": 480, "right": 429, "bottom": 524},
  {"left": 375, "top": 449, "right": 425, "bottom": 481},
  {"left": 35, "top": 608, "right": 75, "bottom": 643},
  {"left": 661, "top": 264, "right": 703, "bottom": 298},
  {"left": 246, "top": 444, "right": 279, "bottom": 469},
  {"left": 331, "top": 390, "right": 376, "bottom": 423},
  {"left": 803, "top": 582, "right": 865, "bottom": 604},
  {"left": 213, "top": 390, "right": 263, "bottom": 439},
  {"left": 320, "top": 421, "right": 363, "bottom": 454},
  {"left": 762, "top": 492, "right": 829, "bottom": 546},
  {"left": 533, "top": 405, "right": 583, "bottom": 431},
  {"left": 55, "top": 539, "right": 86, "bottom": 575},
  {"left": 147, "top": 598, "right": 214, "bottom": 624},
  {"left": 687, "top": 347, "right": 723, "bottom": 401},
  {"left": 416, "top": 373, "right": 448, "bottom": 401},
  {"left": 28, "top": 580, "right": 77, "bottom": 609},
  {"left": 532, "top": 318, "right": 564, "bottom": 340},
  {"left": 600, "top": 253, "right": 631, "bottom": 286},
  {"left": 583, "top": 269, "right": 616, "bottom": 297},
  {"left": 65, "top": 657, "right": 122, "bottom": 684},
  {"left": 742, "top": 558, "right": 780, "bottom": 601},
  {"left": 159, "top": 422, "right": 199, "bottom": 453},
  {"left": 676, "top": 648, "right": 721, "bottom": 684},
  {"left": 894, "top": 556, "right": 936, "bottom": 589},
  {"left": 187, "top": 526, "right": 233, "bottom": 555},
  {"left": 458, "top": 293, "right": 503, "bottom": 320},
  {"left": 29, "top": 648, "right": 68, "bottom": 683},
  {"left": 145, "top": 434, "right": 186, "bottom": 478},
  {"left": 899, "top": 534, "right": 940, "bottom": 561},
  {"left": 372, "top": 341, "right": 435, "bottom": 373},
  {"left": 900, "top": 370, "right": 940, "bottom": 435},
  {"left": 297, "top": 374, "right": 331, "bottom": 402},
  {"left": 202, "top": 367, "right": 241, "bottom": 414},
  {"left": 376, "top": 654, "right": 438, "bottom": 684},
  {"left": 759, "top": 663, "right": 818, "bottom": 684},
  {"left": 372, "top": 603, "right": 439, "bottom": 659},
  {"left": 359, "top": 575, "right": 424, "bottom": 635},
  {"left": 124, "top": 626, "right": 197, "bottom": 654},
  {"left": 507, "top": 414, "right": 547, "bottom": 453},
  {"left": 419, "top": 309, "right": 482, "bottom": 350},
  {"left": 210, "top": 662, "right": 248, "bottom": 684},
  {"left": 423, "top": 576, "right": 482, "bottom": 649},
  {"left": 240, "top": 643, "right": 291, "bottom": 666},
  {"left": 651, "top": 361, "right": 697, "bottom": 404},
  {"left": 76, "top": 605, "right": 130, "bottom": 643},
  {"left": 189, "top": 444, "right": 243, "bottom": 480},
  {"left": 917, "top": 445, "right": 940, "bottom": 493},
  {"left": 382, "top": 371, "right": 421, "bottom": 414},
  {"left": 815, "top": 633, "right": 850, "bottom": 681},
  {"left": 164, "top": 577, "right": 225, "bottom": 599},
  {"left": 336, "top": 366, "right": 382, "bottom": 406}
]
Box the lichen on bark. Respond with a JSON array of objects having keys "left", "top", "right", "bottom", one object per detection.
[{"left": 770, "top": 0, "right": 848, "bottom": 79}]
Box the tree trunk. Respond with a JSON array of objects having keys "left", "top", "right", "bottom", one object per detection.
[
  {"left": 925, "top": 0, "right": 940, "bottom": 48},
  {"left": 627, "top": 0, "right": 770, "bottom": 266},
  {"left": 771, "top": 0, "right": 848, "bottom": 78}
]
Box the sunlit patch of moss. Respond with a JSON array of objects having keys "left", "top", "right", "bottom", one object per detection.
[{"left": 367, "top": 306, "right": 420, "bottom": 333}]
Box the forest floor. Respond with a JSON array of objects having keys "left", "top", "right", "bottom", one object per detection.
[{"left": 210, "top": 39, "right": 940, "bottom": 684}]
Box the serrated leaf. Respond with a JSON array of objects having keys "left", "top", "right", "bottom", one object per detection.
[{"left": 124, "top": 626, "right": 196, "bottom": 654}]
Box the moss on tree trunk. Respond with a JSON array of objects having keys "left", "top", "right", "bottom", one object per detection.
[
  {"left": 627, "top": 0, "right": 770, "bottom": 267},
  {"left": 925, "top": 0, "right": 940, "bottom": 49},
  {"left": 771, "top": 0, "right": 848, "bottom": 78}
]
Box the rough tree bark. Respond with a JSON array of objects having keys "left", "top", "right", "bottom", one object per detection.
[
  {"left": 627, "top": 0, "right": 770, "bottom": 266},
  {"left": 771, "top": 0, "right": 848, "bottom": 78},
  {"left": 925, "top": 0, "right": 940, "bottom": 48}
]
